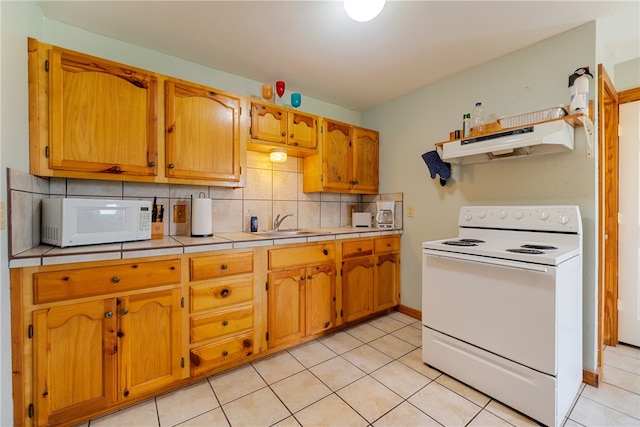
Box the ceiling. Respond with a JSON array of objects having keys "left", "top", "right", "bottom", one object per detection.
[{"left": 36, "top": 1, "right": 640, "bottom": 111}]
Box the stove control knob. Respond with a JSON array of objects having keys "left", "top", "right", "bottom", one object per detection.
[
  {"left": 464, "top": 212, "right": 472, "bottom": 221},
  {"left": 499, "top": 210, "right": 507, "bottom": 219},
  {"left": 478, "top": 210, "right": 486, "bottom": 219},
  {"left": 558, "top": 215, "right": 570, "bottom": 225},
  {"left": 513, "top": 211, "right": 523, "bottom": 220},
  {"left": 538, "top": 211, "right": 549, "bottom": 221}
]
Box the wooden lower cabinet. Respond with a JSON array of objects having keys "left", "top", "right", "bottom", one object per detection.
[
  {"left": 342, "top": 256, "right": 374, "bottom": 323},
  {"left": 342, "top": 235, "right": 401, "bottom": 323},
  {"left": 267, "top": 263, "right": 336, "bottom": 348},
  {"left": 187, "top": 251, "right": 257, "bottom": 377},
  {"left": 33, "top": 299, "right": 117, "bottom": 426},
  {"left": 31, "top": 287, "right": 181, "bottom": 426}
]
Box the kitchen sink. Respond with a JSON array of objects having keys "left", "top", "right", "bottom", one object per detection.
[{"left": 258, "top": 229, "right": 326, "bottom": 237}]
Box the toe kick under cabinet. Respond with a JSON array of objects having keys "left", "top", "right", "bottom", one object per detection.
[
  {"left": 187, "top": 251, "right": 258, "bottom": 377},
  {"left": 10, "top": 257, "right": 182, "bottom": 427}
]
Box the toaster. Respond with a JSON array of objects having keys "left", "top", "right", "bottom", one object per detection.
[{"left": 352, "top": 212, "right": 373, "bottom": 228}]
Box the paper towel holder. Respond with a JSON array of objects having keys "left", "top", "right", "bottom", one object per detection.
[{"left": 191, "top": 193, "right": 213, "bottom": 237}]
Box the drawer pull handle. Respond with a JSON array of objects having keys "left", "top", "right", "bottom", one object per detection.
[
  {"left": 105, "top": 311, "right": 113, "bottom": 319},
  {"left": 221, "top": 264, "right": 228, "bottom": 270},
  {"left": 357, "top": 247, "right": 362, "bottom": 251},
  {"left": 222, "top": 320, "right": 229, "bottom": 326},
  {"left": 222, "top": 350, "right": 229, "bottom": 357},
  {"left": 387, "top": 243, "right": 391, "bottom": 247},
  {"left": 323, "top": 249, "right": 329, "bottom": 255},
  {"left": 221, "top": 288, "right": 230, "bottom": 298},
  {"left": 112, "top": 276, "right": 120, "bottom": 283},
  {"left": 121, "top": 309, "right": 129, "bottom": 316}
]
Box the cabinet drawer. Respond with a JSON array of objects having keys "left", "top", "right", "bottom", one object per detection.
[
  {"left": 269, "top": 243, "right": 335, "bottom": 270},
  {"left": 190, "top": 278, "right": 253, "bottom": 313},
  {"left": 190, "top": 332, "right": 254, "bottom": 377},
  {"left": 191, "top": 305, "right": 254, "bottom": 344},
  {"left": 342, "top": 239, "right": 373, "bottom": 258},
  {"left": 375, "top": 236, "right": 400, "bottom": 254},
  {"left": 34, "top": 259, "right": 180, "bottom": 304},
  {"left": 190, "top": 252, "right": 253, "bottom": 282}
]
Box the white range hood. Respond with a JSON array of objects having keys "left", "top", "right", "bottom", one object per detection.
[{"left": 441, "top": 120, "right": 574, "bottom": 165}]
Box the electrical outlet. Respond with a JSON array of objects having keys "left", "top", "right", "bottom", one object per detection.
[
  {"left": 407, "top": 205, "right": 414, "bottom": 218},
  {"left": 173, "top": 205, "right": 187, "bottom": 223}
]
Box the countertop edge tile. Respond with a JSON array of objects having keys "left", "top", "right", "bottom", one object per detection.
[{"left": 9, "top": 228, "right": 402, "bottom": 267}]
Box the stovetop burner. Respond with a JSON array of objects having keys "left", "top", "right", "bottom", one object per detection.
[
  {"left": 506, "top": 248, "right": 545, "bottom": 254},
  {"left": 443, "top": 240, "right": 480, "bottom": 246},
  {"left": 460, "top": 239, "right": 485, "bottom": 243},
  {"left": 521, "top": 244, "right": 558, "bottom": 251}
]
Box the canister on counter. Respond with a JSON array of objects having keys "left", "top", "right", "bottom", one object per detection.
[{"left": 250, "top": 216, "right": 258, "bottom": 232}]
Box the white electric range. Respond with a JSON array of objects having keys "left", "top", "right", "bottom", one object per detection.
[{"left": 422, "top": 205, "right": 583, "bottom": 427}]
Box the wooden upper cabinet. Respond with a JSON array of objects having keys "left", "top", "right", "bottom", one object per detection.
[
  {"left": 352, "top": 126, "right": 379, "bottom": 193},
  {"left": 165, "top": 79, "right": 241, "bottom": 183},
  {"left": 250, "top": 102, "right": 287, "bottom": 144},
  {"left": 47, "top": 48, "right": 158, "bottom": 176},
  {"left": 249, "top": 101, "right": 318, "bottom": 155},
  {"left": 303, "top": 119, "right": 379, "bottom": 194}
]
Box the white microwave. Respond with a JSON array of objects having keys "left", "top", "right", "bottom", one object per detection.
[{"left": 41, "top": 198, "right": 152, "bottom": 247}]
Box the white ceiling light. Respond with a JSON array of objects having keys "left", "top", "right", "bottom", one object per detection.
[{"left": 344, "top": 0, "right": 386, "bottom": 22}]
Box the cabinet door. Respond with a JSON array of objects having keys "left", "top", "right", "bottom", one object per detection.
[
  {"left": 118, "top": 289, "right": 182, "bottom": 399},
  {"left": 250, "top": 102, "right": 287, "bottom": 144},
  {"left": 374, "top": 253, "right": 400, "bottom": 312},
  {"left": 268, "top": 268, "right": 306, "bottom": 348},
  {"left": 166, "top": 80, "right": 241, "bottom": 183},
  {"left": 33, "top": 299, "right": 117, "bottom": 426},
  {"left": 342, "top": 257, "right": 374, "bottom": 323},
  {"left": 306, "top": 264, "right": 336, "bottom": 336},
  {"left": 48, "top": 50, "right": 157, "bottom": 176},
  {"left": 288, "top": 112, "right": 317, "bottom": 149},
  {"left": 352, "top": 127, "right": 379, "bottom": 193},
  {"left": 322, "top": 119, "right": 353, "bottom": 191}
]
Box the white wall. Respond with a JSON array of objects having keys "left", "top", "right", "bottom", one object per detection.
[{"left": 363, "top": 23, "right": 600, "bottom": 371}]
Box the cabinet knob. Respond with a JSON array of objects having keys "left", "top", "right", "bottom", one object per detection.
[
  {"left": 222, "top": 350, "right": 229, "bottom": 357},
  {"left": 111, "top": 276, "right": 120, "bottom": 283},
  {"left": 281, "top": 132, "right": 286, "bottom": 137},
  {"left": 290, "top": 134, "right": 295, "bottom": 139},
  {"left": 220, "top": 288, "right": 230, "bottom": 298},
  {"left": 307, "top": 275, "right": 313, "bottom": 280},
  {"left": 221, "top": 263, "right": 228, "bottom": 270},
  {"left": 323, "top": 249, "right": 329, "bottom": 255},
  {"left": 357, "top": 247, "right": 362, "bottom": 252},
  {"left": 387, "top": 243, "right": 391, "bottom": 247},
  {"left": 324, "top": 321, "right": 330, "bottom": 328},
  {"left": 168, "top": 164, "right": 175, "bottom": 169},
  {"left": 105, "top": 311, "right": 113, "bottom": 318},
  {"left": 222, "top": 320, "right": 229, "bottom": 326},
  {"left": 300, "top": 276, "right": 305, "bottom": 281},
  {"left": 148, "top": 161, "right": 156, "bottom": 167},
  {"left": 120, "top": 308, "right": 129, "bottom": 316}
]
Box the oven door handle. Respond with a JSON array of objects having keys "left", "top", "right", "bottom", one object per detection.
[{"left": 424, "top": 251, "right": 550, "bottom": 274}]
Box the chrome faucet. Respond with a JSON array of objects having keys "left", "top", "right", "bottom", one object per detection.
[{"left": 274, "top": 213, "right": 293, "bottom": 231}]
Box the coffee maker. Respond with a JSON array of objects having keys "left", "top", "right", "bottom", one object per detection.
[{"left": 376, "top": 201, "right": 395, "bottom": 229}]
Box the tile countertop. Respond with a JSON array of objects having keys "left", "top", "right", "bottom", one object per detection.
[{"left": 9, "top": 227, "right": 403, "bottom": 268}]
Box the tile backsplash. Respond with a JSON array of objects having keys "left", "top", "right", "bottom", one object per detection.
[{"left": 7, "top": 151, "right": 402, "bottom": 257}]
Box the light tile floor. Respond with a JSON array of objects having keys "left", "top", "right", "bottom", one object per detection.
[{"left": 82, "top": 311, "right": 640, "bottom": 426}]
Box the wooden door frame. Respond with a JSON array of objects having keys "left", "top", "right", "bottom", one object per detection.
[
  {"left": 598, "top": 64, "right": 618, "bottom": 386},
  {"left": 598, "top": 64, "right": 640, "bottom": 385}
]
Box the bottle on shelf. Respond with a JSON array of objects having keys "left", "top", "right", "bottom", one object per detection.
[
  {"left": 471, "top": 102, "right": 485, "bottom": 136},
  {"left": 462, "top": 113, "right": 470, "bottom": 138}
]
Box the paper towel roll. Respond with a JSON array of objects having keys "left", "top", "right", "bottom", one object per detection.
[{"left": 191, "top": 198, "right": 213, "bottom": 237}]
